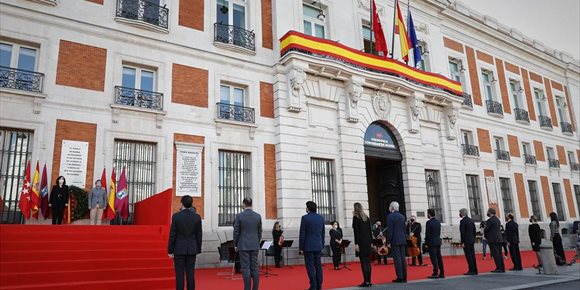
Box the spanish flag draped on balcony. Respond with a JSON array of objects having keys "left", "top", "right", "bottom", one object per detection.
[{"left": 394, "top": 0, "right": 411, "bottom": 63}]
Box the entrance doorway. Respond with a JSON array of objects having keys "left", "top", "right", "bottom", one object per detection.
[{"left": 364, "top": 122, "right": 405, "bottom": 224}]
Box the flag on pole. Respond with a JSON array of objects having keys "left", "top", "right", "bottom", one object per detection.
[
  {"left": 372, "top": 0, "right": 389, "bottom": 58},
  {"left": 18, "top": 161, "right": 31, "bottom": 219},
  {"left": 394, "top": 0, "right": 411, "bottom": 62},
  {"left": 39, "top": 164, "right": 49, "bottom": 219},
  {"left": 407, "top": 8, "right": 422, "bottom": 67},
  {"left": 115, "top": 166, "right": 129, "bottom": 220},
  {"left": 31, "top": 161, "right": 40, "bottom": 219},
  {"left": 103, "top": 167, "right": 116, "bottom": 220}
]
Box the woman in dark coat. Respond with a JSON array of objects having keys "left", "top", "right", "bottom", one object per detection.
[
  {"left": 272, "top": 221, "right": 283, "bottom": 268},
  {"left": 329, "top": 220, "right": 343, "bottom": 270},
  {"left": 528, "top": 215, "right": 542, "bottom": 268},
  {"left": 549, "top": 212, "right": 566, "bottom": 263},
  {"left": 353, "top": 202, "right": 373, "bottom": 288},
  {"left": 49, "top": 176, "right": 69, "bottom": 225}
]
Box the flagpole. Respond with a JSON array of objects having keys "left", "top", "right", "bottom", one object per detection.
[
  {"left": 370, "top": 0, "right": 374, "bottom": 55},
  {"left": 390, "top": 0, "right": 397, "bottom": 59}
]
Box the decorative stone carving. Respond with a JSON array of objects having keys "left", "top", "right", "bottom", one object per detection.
[
  {"left": 357, "top": 0, "right": 384, "bottom": 14},
  {"left": 287, "top": 67, "right": 306, "bottom": 112},
  {"left": 372, "top": 90, "right": 391, "bottom": 120},
  {"left": 445, "top": 104, "right": 460, "bottom": 140},
  {"left": 345, "top": 76, "right": 364, "bottom": 123},
  {"left": 408, "top": 93, "right": 424, "bottom": 134},
  {"left": 32, "top": 97, "right": 42, "bottom": 114}
]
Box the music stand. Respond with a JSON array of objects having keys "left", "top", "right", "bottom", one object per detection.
[
  {"left": 260, "top": 240, "right": 278, "bottom": 277},
  {"left": 339, "top": 239, "right": 352, "bottom": 271},
  {"left": 216, "top": 241, "right": 242, "bottom": 280},
  {"left": 282, "top": 240, "right": 294, "bottom": 268}
]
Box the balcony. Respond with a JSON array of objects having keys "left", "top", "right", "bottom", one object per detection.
[
  {"left": 114, "top": 86, "right": 163, "bottom": 111},
  {"left": 0, "top": 66, "right": 44, "bottom": 93},
  {"left": 462, "top": 144, "right": 480, "bottom": 157},
  {"left": 214, "top": 23, "right": 256, "bottom": 52},
  {"left": 461, "top": 93, "right": 473, "bottom": 108},
  {"left": 539, "top": 115, "right": 552, "bottom": 129},
  {"left": 548, "top": 158, "right": 560, "bottom": 169},
  {"left": 495, "top": 149, "right": 510, "bottom": 161},
  {"left": 524, "top": 154, "right": 537, "bottom": 165},
  {"left": 571, "top": 162, "right": 580, "bottom": 171},
  {"left": 216, "top": 102, "right": 255, "bottom": 123},
  {"left": 561, "top": 122, "right": 573, "bottom": 135},
  {"left": 514, "top": 108, "right": 530, "bottom": 124},
  {"left": 485, "top": 100, "right": 503, "bottom": 116},
  {"left": 115, "top": 0, "right": 169, "bottom": 31}
]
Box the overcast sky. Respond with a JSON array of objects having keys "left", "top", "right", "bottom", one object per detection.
[{"left": 458, "top": 0, "right": 580, "bottom": 60}]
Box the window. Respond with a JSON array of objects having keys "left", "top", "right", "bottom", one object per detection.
[
  {"left": 555, "top": 96, "right": 567, "bottom": 123},
  {"left": 466, "top": 175, "right": 483, "bottom": 221},
  {"left": 552, "top": 183, "right": 565, "bottom": 221},
  {"left": 311, "top": 158, "right": 336, "bottom": 224},
  {"left": 528, "top": 180, "right": 542, "bottom": 221},
  {"left": 499, "top": 178, "right": 514, "bottom": 216},
  {"left": 116, "top": 65, "right": 160, "bottom": 109},
  {"left": 494, "top": 137, "right": 509, "bottom": 161},
  {"left": 218, "top": 83, "right": 250, "bottom": 122},
  {"left": 461, "top": 130, "right": 473, "bottom": 145},
  {"left": 448, "top": 58, "right": 467, "bottom": 92},
  {"left": 574, "top": 185, "right": 580, "bottom": 219},
  {"left": 568, "top": 151, "right": 577, "bottom": 164},
  {"left": 362, "top": 22, "right": 376, "bottom": 54},
  {"left": 218, "top": 150, "right": 251, "bottom": 226},
  {"left": 509, "top": 80, "right": 523, "bottom": 109},
  {"left": 546, "top": 147, "right": 555, "bottom": 160},
  {"left": 425, "top": 170, "right": 443, "bottom": 222},
  {"left": 217, "top": 0, "right": 246, "bottom": 29},
  {"left": 494, "top": 137, "right": 505, "bottom": 151},
  {"left": 113, "top": 139, "right": 157, "bottom": 221},
  {"left": 481, "top": 69, "right": 496, "bottom": 102},
  {"left": 0, "top": 128, "right": 33, "bottom": 224},
  {"left": 522, "top": 142, "right": 531, "bottom": 156},
  {"left": 303, "top": 3, "right": 325, "bottom": 38},
  {"left": 416, "top": 41, "right": 430, "bottom": 71},
  {"left": 534, "top": 89, "right": 546, "bottom": 116},
  {"left": 122, "top": 65, "right": 155, "bottom": 92},
  {"left": 117, "top": 0, "right": 168, "bottom": 29},
  {"left": 0, "top": 41, "right": 40, "bottom": 92}
]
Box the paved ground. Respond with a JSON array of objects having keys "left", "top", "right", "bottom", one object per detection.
[{"left": 333, "top": 264, "right": 580, "bottom": 290}]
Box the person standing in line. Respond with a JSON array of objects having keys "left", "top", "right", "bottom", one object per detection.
[
  {"left": 88, "top": 180, "right": 106, "bottom": 225},
  {"left": 234, "top": 198, "right": 262, "bottom": 290},
  {"left": 299, "top": 201, "right": 325, "bottom": 290},
  {"left": 459, "top": 208, "right": 478, "bottom": 275},
  {"left": 480, "top": 221, "right": 488, "bottom": 260},
  {"left": 386, "top": 201, "right": 407, "bottom": 283},
  {"left": 528, "top": 215, "right": 543, "bottom": 269},
  {"left": 549, "top": 212, "right": 567, "bottom": 264},
  {"left": 408, "top": 215, "right": 424, "bottom": 266},
  {"left": 352, "top": 203, "right": 373, "bottom": 287},
  {"left": 272, "top": 222, "right": 283, "bottom": 268},
  {"left": 425, "top": 209, "right": 444, "bottom": 279},
  {"left": 49, "top": 176, "right": 69, "bottom": 225},
  {"left": 505, "top": 213, "right": 522, "bottom": 271},
  {"left": 329, "top": 220, "right": 343, "bottom": 270},
  {"left": 372, "top": 220, "right": 388, "bottom": 265},
  {"left": 484, "top": 208, "right": 505, "bottom": 273},
  {"left": 167, "top": 195, "right": 202, "bottom": 290}
]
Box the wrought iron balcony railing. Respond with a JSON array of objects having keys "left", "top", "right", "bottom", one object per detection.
[
  {"left": 495, "top": 149, "right": 511, "bottom": 161},
  {"left": 524, "top": 154, "right": 537, "bottom": 165},
  {"left": 548, "top": 158, "right": 560, "bottom": 168},
  {"left": 571, "top": 162, "right": 580, "bottom": 171},
  {"left": 114, "top": 86, "right": 163, "bottom": 111},
  {"left": 514, "top": 108, "right": 530, "bottom": 123},
  {"left": 486, "top": 100, "right": 503, "bottom": 116},
  {"left": 0, "top": 66, "right": 44, "bottom": 93},
  {"left": 560, "top": 122, "right": 573, "bottom": 134},
  {"left": 214, "top": 23, "right": 256, "bottom": 51},
  {"left": 216, "top": 102, "right": 255, "bottom": 123},
  {"left": 462, "top": 144, "right": 480, "bottom": 157},
  {"left": 539, "top": 115, "right": 552, "bottom": 129},
  {"left": 462, "top": 92, "right": 473, "bottom": 108},
  {"left": 116, "top": 0, "right": 169, "bottom": 29}
]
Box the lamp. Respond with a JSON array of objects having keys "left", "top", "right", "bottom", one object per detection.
[
  {"left": 313, "top": 1, "right": 325, "bottom": 21},
  {"left": 518, "top": 88, "right": 524, "bottom": 93},
  {"left": 459, "top": 65, "right": 466, "bottom": 73}
]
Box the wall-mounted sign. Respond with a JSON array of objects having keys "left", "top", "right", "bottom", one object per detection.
[
  {"left": 59, "top": 140, "right": 89, "bottom": 188},
  {"left": 175, "top": 143, "right": 204, "bottom": 197},
  {"left": 364, "top": 123, "right": 397, "bottom": 149}
]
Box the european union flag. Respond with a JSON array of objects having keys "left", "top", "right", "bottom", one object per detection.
[{"left": 407, "top": 10, "right": 422, "bottom": 68}]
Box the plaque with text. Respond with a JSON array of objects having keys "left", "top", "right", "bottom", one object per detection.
[
  {"left": 59, "top": 140, "right": 89, "bottom": 188},
  {"left": 176, "top": 143, "right": 203, "bottom": 197}
]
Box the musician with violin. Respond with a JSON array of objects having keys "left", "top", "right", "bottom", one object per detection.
[
  {"left": 372, "top": 220, "right": 388, "bottom": 265},
  {"left": 329, "top": 221, "right": 343, "bottom": 270},
  {"left": 407, "top": 216, "right": 423, "bottom": 266},
  {"left": 272, "top": 221, "right": 284, "bottom": 268}
]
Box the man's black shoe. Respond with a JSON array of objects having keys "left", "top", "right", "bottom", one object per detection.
[
  {"left": 491, "top": 269, "right": 505, "bottom": 273},
  {"left": 438, "top": 275, "right": 445, "bottom": 279},
  {"left": 427, "top": 275, "right": 439, "bottom": 279}
]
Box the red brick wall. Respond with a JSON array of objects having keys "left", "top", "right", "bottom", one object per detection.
[
  {"left": 533, "top": 140, "right": 545, "bottom": 162},
  {"left": 540, "top": 176, "right": 553, "bottom": 215},
  {"left": 556, "top": 145, "right": 567, "bottom": 165},
  {"left": 260, "top": 82, "right": 274, "bottom": 118},
  {"left": 261, "top": 0, "right": 273, "bottom": 49},
  {"left": 476, "top": 50, "right": 494, "bottom": 64},
  {"left": 51, "top": 119, "right": 97, "bottom": 191},
  {"left": 521, "top": 69, "right": 537, "bottom": 121},
  {"left": 564, "top": 86, "right": 577, "bottom": 132},
  {"left": 56, "top": 40, "right": 106, "bottom": 91},
  {"left": 172, "top": 133, "right": 205, "bottom": 218},
  {"left": 504, "top": 62, "right": 520, "bottom": 75},
  {"left": 495, "top": 58, "right": 511, "bottom": 114},
  {"left": 86, "top": 0, "right": 103, "bottom": 4},
  {"left": 477, "top": 128, "right": 491, "bottom": 153},
  {"left": 507, "top": 135, "right": 520, "bottom": 157},
  {"left": 551, "top": 80, "right": 563, "bottom": 91},
  {"left": 264, "top": 144, "right": 277, "bottom": 219},
  {"left": 172, "top": 63, "right": 208, "bottom": 107},
  {"left": 543, "top": 77, "right": 558, "bottom": 127},
  {"left": 443, "top": 37, "right": 464, "bottom": 53},
  {"left": 529, "top": 71, "right": 543, "bottom": 83},
  {"left": 514, "top": 173, "right": 529, "bottom": 218},
  {"left": 179, "top": 0, "right": 204, "bottom": 31},
  {"left": 563, "top": 179, "right": 577, "bottom": 218},
  {"left": 465, "top": 47, "right": 482, "bottom": 106}
]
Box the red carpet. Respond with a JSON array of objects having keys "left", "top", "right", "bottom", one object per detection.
[{"left": 0, "top": 225, "right": 574, "bottom": 290}]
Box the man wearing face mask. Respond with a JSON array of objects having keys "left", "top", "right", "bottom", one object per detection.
[
  {"left": 408, "top": 216, "right": 423, "bottom": 266},
  {"left": 459, "top": 208, "right": 478, "bottom": 275},
  {"left": 484, "top": 208, "right": 505, "bottom": 273}
]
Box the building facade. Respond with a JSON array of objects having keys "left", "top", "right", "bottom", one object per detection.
[{"left": 1, "top": 0, "right": 579, "bottom": 266}]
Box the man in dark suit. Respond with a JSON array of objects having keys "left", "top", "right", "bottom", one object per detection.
[
  {"left": 425, "top": 208, "right": 444, "bottom": 279},
  {"left": 459, "top": 208, "right": 478, "bottom": 275},
  {"left": 234, "top": 197, "right": 262, "bottom": 290},
  {"left": 299, "top": 201, "right": 325, "bottom": 290},
  {"left": 408, "top": 215, "right": 423, "bottom": 266},
  {"left": 168, "top": 195, "right": 203, "bottom": 290},
  {"left": 386, "top": 201, "right": 407, "bottom": 283},
  {"left": 505, "top": 213, "right": 523, "bottom": 270},
  {"left": 484, "top": 207, "right": 505, "bottom": 273}
]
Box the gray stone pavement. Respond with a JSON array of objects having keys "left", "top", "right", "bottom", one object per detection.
[{"left": 332, "top": 264, "right": 580, "bottom": 290}]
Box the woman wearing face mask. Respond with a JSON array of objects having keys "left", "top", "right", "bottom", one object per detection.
[
  {"left": 329, "top": 220, "right": 343, "bottom": 270},
  {"left": 49, "top": 176, "right": 69, "bottom": 225},
  {"left": 272, "top": 222, "right": 284, "bottom": 268},
  {"left": 528, "top": 215, "right": 542, "bottom": 269}
]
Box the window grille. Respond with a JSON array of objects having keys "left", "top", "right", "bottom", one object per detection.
[
  {"left": 311, "top": 158, "right": 335, "bottom": 224},
  {"left": 218, "top": 150, "right": 251, "bottom": 226}
]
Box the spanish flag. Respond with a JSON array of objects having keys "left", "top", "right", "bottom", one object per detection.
[
  {"left": 103, "top": 167, "right": 116, "bottom": 220},
  {"left": 30, "top": 161, "right": 40, "bottom": 219},
  {"left": 394, "top": 0, "right": 411, "bottom": 62}
]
